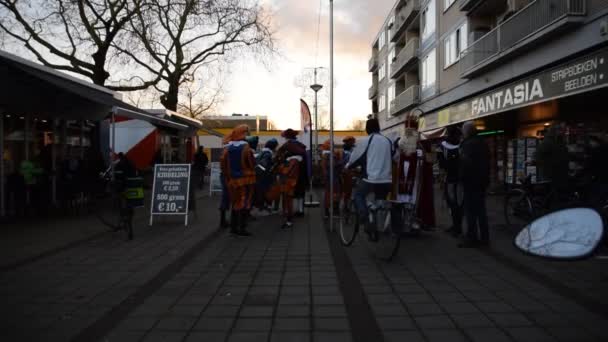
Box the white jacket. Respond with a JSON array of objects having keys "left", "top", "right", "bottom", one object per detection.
[{"left": 347, "top": 133, "right": 396, "bottom": 184}]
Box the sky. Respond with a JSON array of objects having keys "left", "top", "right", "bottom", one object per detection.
[{"left": 219, "top": 0, "right": 395, "bottom": 130}]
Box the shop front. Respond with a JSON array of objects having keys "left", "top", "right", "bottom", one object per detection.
[{"left": 419, "top": 46, "right": 608, "bottom": 191}]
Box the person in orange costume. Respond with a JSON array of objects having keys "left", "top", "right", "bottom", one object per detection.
[
  {"left": 220, "top": 124, "right": 256, "bottom": 236},
  {"left": 320, "top": 139, "right": 344, "bottom": 219},
  {"left": 275, "top": 129, "right": 307, "bottom": 229}
]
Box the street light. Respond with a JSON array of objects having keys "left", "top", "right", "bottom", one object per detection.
[{"left": 305, "top": 81, "right": 324, "bottom": 208}]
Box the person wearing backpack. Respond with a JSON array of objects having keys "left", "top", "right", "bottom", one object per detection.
[
  {"left": 346, "top": 118, "right": 397, "bottom": 235},
  {"left": 438, "top": 126, "right": 463, "bottom": 237}
]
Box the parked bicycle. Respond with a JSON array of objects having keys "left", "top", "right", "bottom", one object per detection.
[{"left": 504, "top": 175, "right": 582, "bottom": 229}]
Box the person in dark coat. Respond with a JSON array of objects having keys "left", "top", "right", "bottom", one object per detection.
[
  {"left": 438, "top": 126, "right": 463, "bottom": 236},
  {"left": 193, "top": 146, "right": 209, "bottom": 189},
  {"left": 458, "top": 121, "right": 490, "bottom": 248}
]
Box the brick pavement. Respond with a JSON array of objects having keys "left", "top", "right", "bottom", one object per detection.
[{"left": 2, "top": 188, "right": 608, "bottom": 342}]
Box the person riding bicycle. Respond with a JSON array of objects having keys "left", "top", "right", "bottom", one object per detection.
[
  {"left": 346, "top": 118, "right": 397, "bottom": 237},
  {"left": 114, "top": 152, "right": 136, "bottom": 193}
]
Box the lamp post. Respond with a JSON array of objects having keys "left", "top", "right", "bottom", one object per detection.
[
  {"left": 305, "top": 81, "right": 323, "bottom": 208},
  {"left": 329, "top": 0, "right": 335, "bottom": 232}
]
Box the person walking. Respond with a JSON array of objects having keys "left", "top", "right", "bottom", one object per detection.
[
  {"left": 254, "top": 138, "right": 279, "bottom": 214},
  {"left": 193, "top": 146, "right": 209, "bottom": 190},
  {"left": 458, "top": 121, "right": 490, "bottom": 248},
  {"left": 275, "top": 128, "right": 307, "bottom": 229},
  {"left": 220, "top": 125, "right": 256, "bottom": 237},
  {"left": 438, "top": 126, "right": 463, "bottom": 237}
]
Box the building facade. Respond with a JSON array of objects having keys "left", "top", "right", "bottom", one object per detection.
[{"left": 370, "top": 0, "right": 608, "bottom": 140}]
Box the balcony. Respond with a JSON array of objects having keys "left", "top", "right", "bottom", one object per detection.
[
  {"left": 390, "top": 85, "right": 420, "bottom": 116},
  {"left": 369, "top": 52, "right": 378, "bottom": 72},
  {"left": 460, "top": 0, "right": 586, "bottom": 78},
  {"left": 460, "top": 0, "right": 487, "bottom": 11},
  {"left": 391, "top": 0, "right": 421, "bottom": 42},
  {"left": 391, "top": 38, "right": 419, "bottom": 79},
  {"left": 369, "top": 83, "right": 378, "bottom": 99}
]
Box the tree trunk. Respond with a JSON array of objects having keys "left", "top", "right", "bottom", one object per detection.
[
  {"left": 161, "top": 74, "right": 180, "bottom": 111},
  {"left": 91, "top": 50, "right": 110, "bottom": 86}
]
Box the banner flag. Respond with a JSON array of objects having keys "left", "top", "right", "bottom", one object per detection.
[{"left": 300, "top": 99, "right": 313, "bottom": 179}]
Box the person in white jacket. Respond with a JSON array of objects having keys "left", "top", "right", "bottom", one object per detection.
[{"left": 346, "top": 118, "right": 397, "bottom": 233}]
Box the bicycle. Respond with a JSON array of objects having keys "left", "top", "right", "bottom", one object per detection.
[
  {"left": 96, "top": 172, "right": 143, "bottom": 241},
  {"left": 504, "top": 175, "right": 580, "bottom": 229},
  {"left": 339, "top": 178, "right": 403, "bottom": 262}
]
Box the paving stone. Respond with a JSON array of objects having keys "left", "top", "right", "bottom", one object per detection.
[
  {"left": 488, "top": 313, "right": 534, "bottom": 327},
  {"left": 414, "top": 315, "right": 456, "bottom": 329},
  {"left": 141, "top": 330, "right": 187, "bottom": 342},
  {"left": 376, "top": 316, "right": 416, "bottom": 330},
  {"left": 193, "top": 317, "right": 234, "bottom": 331},
  {"left": 313, "top": 305, "right": 347, "bottom": 317},
  {"left": 314, "top": 317, "right": 350, "bottom": 331},
  {"left": 239, "top": 306, "right": 274, "bottom": 317},
  {"left": 203, "top": 305, "right": 240, "bottom": 317},
  {"left": 527, "top": 312, "right": 573, "bottom": 327},
  {"left": 280, "top": 287, "right": 310, "bottom": 296},
  {"left": 274, "top": 318, "right": 311, "bottom": 331},
  {"left": 505, "top": 327, "right": 558, "bottom": 342},
  {"left": 399, "top": 293, "right": 435, "bottom": 304},
  {"left": 270, "top": 332, "right": 311, "bottom": 342},
  {"left": 475, "top": 301, "right": 516, "bottom": 313},
  {"left": 423, "top": 329, "right": 469, "bottom": 342},
  {"left": 313, "top": 332, "right": 353, "bottom": 342},
  {"left": 433, "top": 292, "right": 468, "bottom": 303},
  {"left": 155, "top": 316, "right": 197, "bottom": 330},
  {"left": 313, "top": 295, "right": 344, "bottom": 305},
  {"left": 169, "top": 305, "right": 204, "bottom": 316},
  {"left": 465, "top": 327, "right": 513, "bottom": 342},
  {"left": 371, "top": 305, "right": 408, "bottom": 316},
  {"left": 406, "top": 303, "right": 444, "bottom": 316},
  {"left": 114, "top": 316, "right": 158, "bottom": 331},
  {"left": 384, "top": 330, "right": 426, "bottom": 342},
  {"left": 104, "top": 330, "right": 147, "bottom": 342},
  {"left": 545, "top": 327, "right": 598, "bottom": 342},
  {"left": 276, "top": 305, "right": 310, "bottom": 317},
  {"left": 450, "top": 313, "right": 496, "bottom": 328},
  {"left": 227, "top": 332, "right": 269, "bottom": 342},
  {"left": 279, "top": 295, "right": 310, "bottom": 305},
  {"left": 234, "top": 318, "right": 272, "bottom": 331},
  {"left": 184, "top": 332, "right": 226, "bottom": 342},
  {"left": 440, "top": 302, "right": 481, "bottom": 314}
]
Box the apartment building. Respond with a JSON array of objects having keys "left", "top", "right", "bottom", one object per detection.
[{"left": 370, "top": 0, "right": 608, "bottom": 141}]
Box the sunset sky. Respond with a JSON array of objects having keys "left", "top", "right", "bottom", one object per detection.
[{"left": 219, "top": 0, "right": 395, "bottom": 130}]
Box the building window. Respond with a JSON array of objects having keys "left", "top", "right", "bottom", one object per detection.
[
  {"left": 421, "top": 48, "right": 436, "bottom": 91},
  {"left": 388, "top": 48, "right": 396, "bottom": 75},
  {"left": 444, "top": 22, "right": 468, "bottom": 68},
  {"left": 379, "top": 30, "right": 386, "bottom": 50},
  {"left": 421, "top": 0, "right": 436, "bottom": 42},
  {"left": 388, "top": 84, "right": 396, "bottom": 113},
  {"left": 379, "top": 62, "right": 386, "bottom": 81},
  {"left": 379, "top": 93, "right": 386, "bottom": 112},
  {"left": 444, "top": 0, "right": 455, "bottom": 11}
]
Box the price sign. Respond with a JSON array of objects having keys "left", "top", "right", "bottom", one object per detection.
[{"left": 150, "top": 164, "right": 191, "bottom": 226}]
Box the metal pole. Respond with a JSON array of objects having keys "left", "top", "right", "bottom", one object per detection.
[
  {"left": 329, "top": 0, "right": 335, "bottom": 232},
  {"left": 111, "top": 111, "right": 116, "bottom": 181},
  {"left": 52, "top": 119, "right": 57, "bottom": 207},
  {"left": 314, "top": 69, "right": 320, "bottom": 164},
  {"left": 0, "top": 111, "right": 4, "bottom": 217}
]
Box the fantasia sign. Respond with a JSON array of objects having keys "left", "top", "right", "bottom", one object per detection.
[{"left": 419, "top": 48, "right": 608, "bottom": 131}]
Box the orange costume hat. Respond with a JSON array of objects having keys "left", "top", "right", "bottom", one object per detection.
[{"left": 223, "top": 124, "right": 250, "bottom": 145}]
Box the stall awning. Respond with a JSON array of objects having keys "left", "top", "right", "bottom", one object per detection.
[{"left": 0, "top": 49, "right": 173, "bottom": 129}]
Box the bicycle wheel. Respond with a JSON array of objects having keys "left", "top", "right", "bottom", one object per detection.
[
  {"left": 340, "top": 202, "right": 358, "bottom": 246},
  {"left": 504, "top": 189, "right": 533, "bottom": 229},
  {"left": 367, "top": 208, "right": 401, "bottom": 262}
]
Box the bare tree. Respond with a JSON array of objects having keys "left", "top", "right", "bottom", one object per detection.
[
  {"left": 347, "top": 119, "right": 366, "bottom": 131},
  {"left": 177, "top": 70, "right": 225, "bottom": 119},
  {"left": 118, "top": 0, "right": 275, "bottom": 111},
  {"left": 0, "top": 0, "right": 158, "bottom": 90}
]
